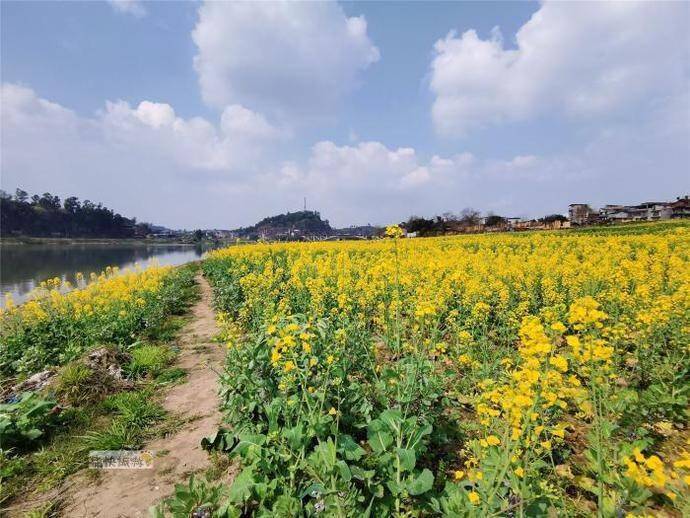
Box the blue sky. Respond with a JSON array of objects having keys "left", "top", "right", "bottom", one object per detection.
[{"left": 2, "top": 1, "right": 688, "bottom": 228}]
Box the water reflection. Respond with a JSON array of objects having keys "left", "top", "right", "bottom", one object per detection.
[{"left": 0, "top": 244, "right": 210, "bottom": 307}]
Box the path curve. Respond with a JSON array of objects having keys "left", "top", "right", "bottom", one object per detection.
[{"left": 61, "top": 274, "right": 225, "bottom": 517}]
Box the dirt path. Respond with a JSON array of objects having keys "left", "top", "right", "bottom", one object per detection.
[{"left": 61, "top": 274, "right": 226, "bottom": 517}]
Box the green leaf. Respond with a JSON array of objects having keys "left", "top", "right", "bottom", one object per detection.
[
  {"left": 300, "top": 483, "right": 326, "bottom": 499},
  {"left": 23, "top": 428, "right": 43, "bottom": 440},
  {"left": 395, "top": 448, "right": 416, "bottom": 472},
  {"left": 308, "top": 438, "right": 337, "bottom": 473},
  {"left": 386, "top": 478, "right": 403, "bottom": 496},
  {"left": 271, "top": 495, "right": 301, "bottom": 516},
  {"left": 232, "top": 432, "right": 266, "bottom": 456},
  {"left": 378, "top": 409, "right": 403, "bottom": 433},
  {"left": 408, "top": 469, "right": 434, "bottom": 496},
  {"left": 201, "top": 428, "right": 236, "bottom": 452},
  {"left": 407, "top": 423, "right": 433, "bottom": 451},
  {"left": 368, "top": 430, "right": 393, "bottom": 454},
  {"left": 350, "top": 465, "right": 375, "bottom": 481},
  {"left": 283, "top": 424, "right": 304, "bottom": 451},
  {"left": 336, "top": 460, "right": 352, "bottom": 481},
  {"left": 339, "top": 434, "right": 365, "bottom": 461},
  {"left": 228, "top": 467, "right": 255, "bottom": 503}
]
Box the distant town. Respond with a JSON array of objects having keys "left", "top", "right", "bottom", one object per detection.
[
  {"left": 152, "top": 194, "right": 690, "bottom": 241},
  {"left": 1, "top": 189, "right": 688, "bottom": 242}
]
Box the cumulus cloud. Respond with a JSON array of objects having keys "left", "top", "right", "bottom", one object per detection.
[
  {"left": 1, "top": 83, "right": 285, "bottom": 227},
  {"left": 275, "top": 107, "right": 688, "bottom": 225},
  {"left": 430, "top": 1, "right": 690, "bottom": 136},
  {"left": 108, "top": 0, "right": 147, "bottom": 18},
  {"left": 271, "top": 140, "right": 566, "bottom": 224},
  {"left": 99, "top": 99, "right": 284, "bottom": 171},
  {"left": 191, "top": 0, "right": 379, "bottom": 119},
  {"left": 2, "top": 82, "right": 687, "bottom": 229}
]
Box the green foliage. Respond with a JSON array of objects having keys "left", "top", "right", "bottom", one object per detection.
[
  {"left": 0, "top": 188, "right": 141, "bottom": 238},
  {"left": 0, "top": 392, "right": 58, "bottom": 451},
  {"left": 0, "top": 267, "right": 197, "bottom": 508},
  {"left": 234, "top": 209, "right": 332, "bottom": 240},
  {"left": 55, "top": 362, "right": 94, "bottom": 405},
  {"left": 0, "top": 263, "right": 198, "bottom": 378},
  {"left": 127, "top": 344, "right": 172, "bottom": 377},
  {"left": 155, "top": 367, "right": 187, "bottom": 385},
  {"left": 85, "top": 390, "right": 164, "bottom": 450},
  {"left": 153, "top": 475, "right": 239, "bottom": 518},
  {"left": 197, "top": 309, "right": 444, "bottom": 515}
]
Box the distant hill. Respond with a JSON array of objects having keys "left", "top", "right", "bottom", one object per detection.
[
  {"left": 234, "top": 210, "right": 332, "bottom": 240},
  {"left": 1, "top": 188, "right": 147, "bottom": 239}
]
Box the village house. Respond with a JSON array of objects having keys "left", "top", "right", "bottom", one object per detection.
[
  {"left": 572, "top": 195, "right": 689, "bottom": 225},
  {"left": 568, "top": 204, "right": 598, "bottom": 225}
]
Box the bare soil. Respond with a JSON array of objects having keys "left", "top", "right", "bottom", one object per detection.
[{"left": 59, "top": 274, "right": 226, "bottom": 517}]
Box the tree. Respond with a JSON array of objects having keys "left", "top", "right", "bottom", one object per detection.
[
  {"left": 403, "top": 216, "right": 436, "bottom": 234},
  {"left": 15, "top": 189, "right": 28, "bottom": 203},
  {"left": 63, "top": 196, "right": 81, "bottom": 213},
  {"left": 0, "top": 188, "right": 140, "bottom": 238},
  {"left": 485, "top": 214, "right": 507, "bottom": 227},
  {"left": 542, "top": 214, "right": 568, "bottom": 223},
  {"left": 459, "top": 208, "right": 481, "bottom": 226}
]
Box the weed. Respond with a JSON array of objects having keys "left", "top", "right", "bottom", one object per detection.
[{"left": 0, "top": 392, "right": 58, "bottom": 452}]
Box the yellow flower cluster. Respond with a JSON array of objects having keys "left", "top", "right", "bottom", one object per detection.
[
  {"left": 206, "top": 222, "right": 690, "bottom": 514},
  {"left": 623, "top": 448, "right": 668, "bottom": 489},
  {"left": 1, "top": 264, "right": 175, "bottom": 374},
  {"left": 475, "top": 315, "right": 583, "bottom": 455}
]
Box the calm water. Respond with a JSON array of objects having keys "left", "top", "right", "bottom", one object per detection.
[{"left": 0, "top": 243, "right": 209, "bottom": 307}]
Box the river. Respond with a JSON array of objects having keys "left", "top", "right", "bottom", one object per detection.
[{"left": 0, "top": 243, "right": 211, "bottom": 307}]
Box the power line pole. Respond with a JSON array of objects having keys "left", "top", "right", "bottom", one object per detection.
[{"left": 304, "top": 197, "right": 307, "bottom": 212}]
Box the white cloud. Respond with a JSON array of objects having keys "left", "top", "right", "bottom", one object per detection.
[
  {"left": 108, "top": 0, "right": 147, "bottom": 18},
  {"left": 430, "top": 1, "right": 690, "bottom": 136},
  {"left": 1, "top": 83, "right": 285, "bottom": 227},
  {"left": 2, "top": 83, "right": 687, "bottom": 229},
  {"left": 1, "top": 82, "right": 79, "bottom": 131},
  {"left": 191, "top": 0, "right": 379, "bottom": 119},
  {"left": 220, "top": 105, "right": 285, "bottom": 141},
  {"left": 99, "top": 99, "right": 283, "bottom": 171},
  {"left": 273, "top": 141, "right": 484, "bottom": 223}
]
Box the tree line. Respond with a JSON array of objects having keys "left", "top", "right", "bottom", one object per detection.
[
  {"left": 401, "top": 209, "right": 567, "bottom": 236},
  {"left": 0, "top": 189, "right": 150, "bottom": 238}
]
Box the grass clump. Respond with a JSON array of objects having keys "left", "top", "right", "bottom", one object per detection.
[
  {"left": 84, "top": 390, "right": 165, "bottom": 450},
  {"left": 54, "top": 362, "right": 93, "bottom": 405},
  {"left": 155, "top": 367, "right": 187, "bottom": 385},
  {"left": 127, "top": 345, "right": 172, "bottom": 378}
]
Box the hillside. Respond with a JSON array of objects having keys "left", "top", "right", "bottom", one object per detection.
[{"left": 234, "top": 210, "right": 332, "bottom": 240}]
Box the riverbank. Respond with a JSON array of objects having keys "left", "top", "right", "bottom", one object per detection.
[
  {"left": 1, "top": 242, "right": 213, "bottom": 308},
  {"left": 0, "top": 264, "right": 204, "bottom": 514}
]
